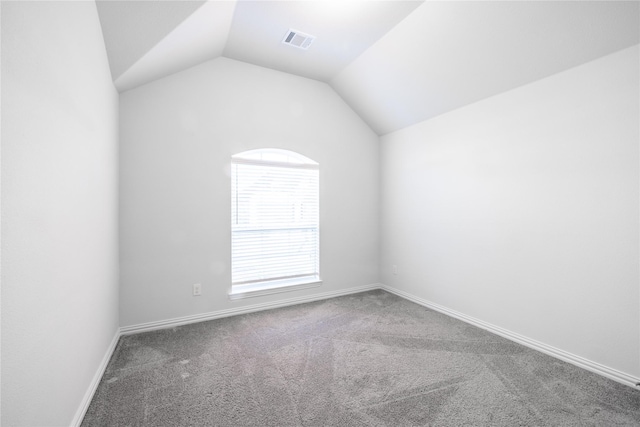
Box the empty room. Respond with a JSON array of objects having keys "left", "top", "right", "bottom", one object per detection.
[{"left": 2, "top": 0, "right": 639, "bottom": 425}]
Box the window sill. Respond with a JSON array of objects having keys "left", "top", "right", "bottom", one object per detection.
[{"left": 228, "top": 277, "right": 322, "bottom": 300}]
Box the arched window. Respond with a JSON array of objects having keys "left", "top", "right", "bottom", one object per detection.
[{"left": 230, "top": 149, "right": 320, "bottom": 298}]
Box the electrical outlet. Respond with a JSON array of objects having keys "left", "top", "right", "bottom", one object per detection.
[
  {"left": 393, "top": 265, "right": 398, "bottom": 275},
  {"left": 193, "top": 283, "right": 202, "bottom": 296}
]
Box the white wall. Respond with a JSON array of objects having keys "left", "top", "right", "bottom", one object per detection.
[
  {"left": 381, "top": 46, "right": 640, "bottom": 378},
  {"left": 119, "top": 57, "right": 379, "bottom": 327},
  {"left": 1, "top": 2, "right": 119, "bottom": 426}
]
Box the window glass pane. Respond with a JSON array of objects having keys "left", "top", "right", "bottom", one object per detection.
[
  {"left": 233, "top": 148, "right": 317, "bottom": 165},
  {"left": 231, "top": 149, "right": 319, "bottom": 286}
]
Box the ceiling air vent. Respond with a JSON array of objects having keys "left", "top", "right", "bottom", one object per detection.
[{"left": 282, "top": 29, "right": 315, "bottom": 50}]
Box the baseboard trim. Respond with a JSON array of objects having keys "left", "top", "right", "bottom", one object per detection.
[
  {"left": 120, "top": 283, "right": 382, "bottom": 335},
  {"left": 380, "top": 284, "right": 640, "bottom": 389},
  {"left": 71, "top": 330, "right": 120, "bottom": 427}
]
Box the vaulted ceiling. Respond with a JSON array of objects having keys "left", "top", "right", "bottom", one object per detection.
[{"left": 96, "top": 0, "right": 639, "bottom": 135}]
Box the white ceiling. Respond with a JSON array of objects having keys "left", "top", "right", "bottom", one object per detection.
[
  {"left": 332, "top": 1, "right": 640, "bottom": 135},
  {"left": 111, "top": 0, "right": 236, "bottom": 92},
  {"left": 223, "top": 0, "right": 422, "bottom": 82},
  {"left": 96, "top": 0, "right": 207, "bottom": 81},
  {"left": 96, "top": 0, "right": 640, "bottom": 135}
]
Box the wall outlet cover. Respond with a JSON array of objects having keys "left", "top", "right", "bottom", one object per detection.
[{"left": 193, "top": 283, "right": 202, "bottom": 296}]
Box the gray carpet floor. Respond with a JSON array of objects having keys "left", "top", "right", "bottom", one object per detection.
[{"left": 82, "top": 290, "right": 640, "bottom": 426}]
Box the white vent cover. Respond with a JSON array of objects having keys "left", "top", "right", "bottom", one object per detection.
[{"left": 282, "top": 29, "right": 315, "bottom": 50}]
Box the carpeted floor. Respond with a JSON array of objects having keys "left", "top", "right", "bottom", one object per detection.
[{"left": 82, "top": 290, "right": 640, "bottom": 426}]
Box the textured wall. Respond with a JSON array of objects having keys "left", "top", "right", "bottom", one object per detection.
[
  {"left": 381, "top": 46, "right": 640, "bottom": 378},
  {"left": 1, "top": 2, "right": 119, "bottom": 426},
  {"left": 119, "top": 57, "right": 380, "bottom": 327}
]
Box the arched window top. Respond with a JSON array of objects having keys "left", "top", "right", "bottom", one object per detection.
[{"left": 233, "top": 148, "right": 317, "bottom": 167}]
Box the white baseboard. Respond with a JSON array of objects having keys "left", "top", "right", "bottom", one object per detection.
[
  {"left": 71, "top": 330, "right": 120, "bottom": 427},
  {"left": 120, "top": 283, "right": 382, "bottom": 335},
  {"left": 380, "top": 284, "right": 640, "bottom": 389}
]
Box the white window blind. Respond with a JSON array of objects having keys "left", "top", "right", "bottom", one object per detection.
[{"left": 231, "top": 150, "right": 319, "bottom": 288}]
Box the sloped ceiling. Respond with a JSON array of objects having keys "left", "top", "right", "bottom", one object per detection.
[
  {"left": 332, "top": 1, "right": 640, "bottom": 135},
  {"left": 96, "top": 0, "right": 207, "bottom": 81},
  {"left": 96, "top": 0, "right": 639, "bottom": 136}
]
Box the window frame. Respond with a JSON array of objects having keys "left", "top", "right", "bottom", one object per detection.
[{"left": 228, "top": 149, "right": 322, "bottom": 300}]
